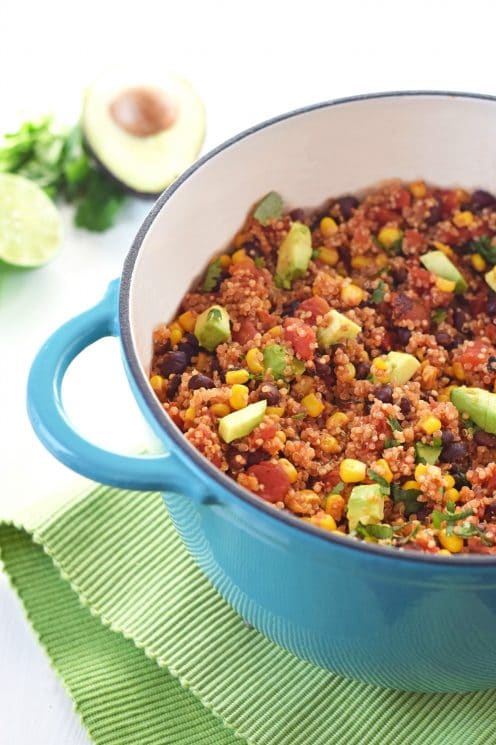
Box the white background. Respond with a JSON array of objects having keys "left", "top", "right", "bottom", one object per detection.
[{"left": 2, "top": 1, "right": 496, "bottom": 742}]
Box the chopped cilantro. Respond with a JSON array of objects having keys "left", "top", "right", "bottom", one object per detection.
[
  {"left": 431, "top": 308, "right": 447, "bottom": 325},
  {"left": 253, "top": 256, "right": 265, "bottom": 268},
  {"left": 431, "top": 503, "right": 474, "bottom": 531},
  {"left": 293, "top": 412, "right": 306, "bottom": 420},
  {"left": 253, "top": 191, "right": 283, "bottom": 225},
  {"left": 329, "top": 481, "right": 345, "bottom": 495},
  {"left": 367, "top": 468, "right": 391, "bottom": 495},
  {"left": 356, "top": 523, "right": 394, "bottom": 540},
  {"left": 467, "top": 235, "right": 496, "bottom": 265},
  {"left": 391, "top": 484, "right": 421, "bottom": 516},
  {"left": 371, "top": 280, "right": 387, "bottom": 304},
  {"left": 387, "top": 415, "right": 402, "bottom": 432},
  {"left": 202, "top": 258, "right": 223, "bottom": 292},
  {"left": 383, "top": 437, "right": 398, "bottom": 449},
  {"left": 311, "top": 249, "right": 320, "bottom": 259}
]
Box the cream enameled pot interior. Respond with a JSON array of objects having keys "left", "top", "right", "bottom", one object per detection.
[{"left": 128, "top": 93, "right": 496, "bottom": 376}]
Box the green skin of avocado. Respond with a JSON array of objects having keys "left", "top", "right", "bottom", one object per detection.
[
  {"left": 347, "top": 484, "right": 384, "bottom": 531},
  {"left": 275, "top": 222, "right": 312, "bottom": 289},
  {"left": 194, "top": 305, "right": 231, "bottom": 352},
  {"left": 451, "top": 386, "right": 496, "bottom": 434}
]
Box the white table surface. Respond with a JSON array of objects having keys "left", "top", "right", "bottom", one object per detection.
[{"left": 2, "top": 0, "right": 496, "bottom": 741}]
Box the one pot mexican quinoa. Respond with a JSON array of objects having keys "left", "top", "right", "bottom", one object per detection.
[{"left": 150, "top": 181, "right": 496, "bottom": 555}]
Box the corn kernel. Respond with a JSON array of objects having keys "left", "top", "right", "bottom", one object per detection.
[
  {"left": 219, "top": 253, "right": 232, "bottom": 268},
  {"left": 371, "top": 357, "right": 390, "bottom": 383},
  {"left": 276, "top": 430, "right": 287, "bottom": 444},
  {"left": 375, "top": 252, "right": 389, "bottom": 269},
  {"left": 226, "top": 369, "right": 250, "bottom": 385},
  {"left": 437, "top": 549, "right": 452, "bottom": 556},
  {"left": 438, "top": 384, "right": 458, "bottom": 403},
  {"left": 420, "top": 415, "right": 442, "bottom": 435},
  {"left": 266, "top": 406, "right": 285, "bottom": 417},
  {"left": 178, "top": 310, "right": 196, "bottom": 332},
  {"left": 435, "top": 276, "right": 456, "bottom": 293},
  {"left": 339, "top": 458, "right": 367, "bottom": 483},
  {"left": 184, "top": 406, "right": 196, "bottom": 422},
  {"left": 443, "top": 474, "right": 455, "bottom": 489},
  {"left": 410, "top": 180, "right": 427, "bottom": 198},
  {"left": 432, "top": 240, "right": 454, "bottom": 258},
  {"left": 268, "top": 325, "right": 283, "bottom": 337},
  {"left": 169, "top": 322, "right": 184, "bottom": 345},
  {"left": 326, "top": 412, "right": 349, "bottom": 429},
  {"left": 342, "top": 362, "right": 356, "bottom": 381},
  {"left": 317, "top": 247, "right": 340, "bottom": 266},
  {"left": 445, "top": 487, "right": 460, "bottom": 501},
  {"left": 309, "top": 514, "right": 337, "bottom": 532},
  {"left": 340, "top": 283, "right": 365, "bottom": 306},
  {"left": 234, "top": 231, "right": 248, "bottom": 248},
  {"left": 351, "top": 255, "right": 370, "bottom": 269},
  {"left": 403, "top": 480, "right": 420, "bottom": 490},
  {"left": 374, "top": 458, "right": 393, "bottom": 483},
  {"left": 232, "top": 248, "right": 247, "bottom": 264},
  {"left": 210, "top": 403, "right": 231, "bottom": 418},
  {"left": 325, "top": 493, "right": 345, "bottom": 521},
  {"left": 471, "top": 253, "right": 487, "bottom": 272},
  {"left": 196, "top": 351, "right": 210, "bottom": 372},
  {"left": 378, "top": 226, "right": 402, "bottom": 248},
  {"left": 321, "top": 435, "right": 341, "bottom": 454},
  {"left": 453, "top": 210, "right": 474, "bottom": 228},
  {"left": 301, "top": 393, "right": 325, "bottom": 417},
  {"left": 229, "top": 384, "right": 249, "bottom": 410},
  {"left": 320, "top": 216, "right": 338, "bottom": 236},
  {"left": 246, "top": 347, "right": 264, "bottom": 375},
  {"left": 279, "top": 458, "right": 297, "bottom": 483},
  {"left": 149, "top": 375, "right": 164, "bottom": 393},
  {"left": 414, "top": 463, "right": 428, "bottom": 481},
  {"left": 452, "top": 362, "right": 466, "bottom": 381},
  {"left": 293, "top": 375, "right": 315, "bottom": 397},
  {"left": 439, "top": 529, "right": 463, "bottom": 553}
]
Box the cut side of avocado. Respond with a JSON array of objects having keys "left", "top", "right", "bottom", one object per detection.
[
  {"left": 420, "top": 251, "right": 468, "bottom": 293},
  {"left": 218, "top": 400, "right": 267, "bottom": 443},
  {"left": 317, "top": 309, "right": 361, "bottom": 348},
  {"left": 194, "top": 305, "right": 231, "bottom": 352},
  {"left": 347, "top": 484, "right": 384, "bottom": 531},
  {"left": 275, "top": 222, "right": 312, "bottom": 289},
  {"left": 263, "top": 344, "right": 288, "bottom": 380},
  {"left": 82, "top": 68, "right": 206, "bottom": 195},
  {"left": 415, "top": 442, "right": 442, "bottom": 465},
  {"left": 373, "top": 351, "right": 420, "bottom": 385},
  {"left": 451, "top": 386, "right": 496, "bottom": 434}
]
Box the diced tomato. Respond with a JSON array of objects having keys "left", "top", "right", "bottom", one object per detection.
[
  {"left": 484, "top": 323, "right": 496, "bottom": 343},
  {"left": 469, "top": 288, "right": 488, "bottom": 316},
  {"left": 229, "top": 258, "right": 259, "bottom": 276},
  {"left": 455, "top": 339, "right": 493, "bottom": 369},
  {"left": 437, "top": 189, "right": 459, "bottom": 217},
  {"left": 257, "top": 309, "right": 279, "bottom": 330},
  {"left": 298, "top": 296, "right": 330, "bottom": 323},
  {"left": 233, "top": 318, "right": 257, "bottom": 345},
  {"left": 485, "top": 473, "right": 496, "bottom": 494},
  {"left": 409, "top": 266, "right": 433, "bottom": 289},
  {"left": 322, "top": 469, "right": 342, "bottom": 491},
  {"left": 375, "top": 208, "right": 400, "bottom": 226},
  {"left": 247, "top": 462, "right": 291, "bottom": 502},
  {"left": 392, "top": 187, "right": 411, "bottom": 210},
  {"left": 251, "top": 421, "right": 277, "bottom": 442},
  {"left": 283, "top": 317, "right": 316, "bottom": 360},
  {"left": 391, "top": 292, "right": 430, "bottom": 324}
]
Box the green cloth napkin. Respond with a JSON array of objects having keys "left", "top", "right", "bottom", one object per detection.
[{"left": 1, "top": 483, "right": 496, "bottom": 745}]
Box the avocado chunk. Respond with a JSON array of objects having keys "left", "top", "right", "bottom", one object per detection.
[
  {"left": 275, "top": 222, "right": 312, "bottom": 289},
  {"left": 415, "top": 442, "right": 442, "bottom": 465},
  {"left": 82, "top": 69, "right": 206, "bottom": 195},
  {"left": 218, "top": 400, "right": 267, "bottom": 443},
  {"left": 373, "top": 351, "right": 420, "bottom": 385},
  {"left": 317, "top": 309, "right": 362, "bottom": 348},
  {"left": 485, "top": 267, "right": 496, "bottom": 293},
  {"left": 253, "top": 192, "right": 283, "bottom": 225},
  {"left": 194, "top": 305, "right": 231, "bottom": 352},
  {"left": 263, "top": 344, "right": 288, "bottom": 379},
  {"left": 420, "top": 251, "right": 468, "bottom": 293},
  {"left": 347, "top": 484, "right": 385, "bottom": 531},
  {"left": 451, "top": 386, "right": 496, "bottom": 434}
]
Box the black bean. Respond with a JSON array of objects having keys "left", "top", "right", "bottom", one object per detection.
[
  {"left": 178, "top": 333, "right": 200, "bottom": 360},
  {"left": 440, "top": 441, "right": 468, "bottom": 464},
  {"left": 399, "top": 396, "right": 411, "bottom": 415},
  {"left": 335, "top": 195, "right": 359, "bottom": 221},
  {"left": 487, "top": 293, "right": 496, "bottom": 317},
  {"left": 227, "top": 448, "right": 247, "bottom": 473},
  {"left": 244, "top": 240, "right": 263, "bottom": 259},
  {"left": 314, "top": 359, "right": 336, "bottom": 387},
  {"left": 425, "top": 198, "right": 443, "bottom": 226},
  {"left": 373, "top": 384, "right": 393, "bottom": 403},
  {"left": 289, "top": 208, "right": 305, "bottom": 222},
  {"left": 211, "top": 356, "right": 225, "bottom": 383},
  {"left": 165, "top": 374, "right": 181, "bottom": 400},
  {"left": 452, "top": 333, "right": 465, "bottom": 348},
  {"left": 188, "top": 374, "right": 215, "bottom": 390},
  {"left": 396, "top": 327, "right": 411, "bottom": 346},
  {"left": 355, "top": 361, "right": 371, "bottom": 380},
  {"left": 391, "top": 266, "right": 408, "bottom": 285},
  {"left": 160, "top": 351, "right": 188, "bottom": 376},
  {"left": 485, "top": 500, "right": 496, "bottom": 519},
  {"left": 154, "top": 339, "right": 171, "bottom": 354},
  {"left": 281, "top": 299, "right": 300, "bottom": 317},
  {"left": 474, "top": 430, "right": 496, "bottom": 447},
  {"left": 246, "top": 450, "right": 271, "bottom": 467},
  {"left": 435, "top": 330, "right": 454, "bottom": 349},
  {"left": 454, "top": 308, "right": 468, "bottom": 333},
  {"left": 415, "top": 506, "right": 430, "bottom": 522},
  {"left": 487, "top": 356, "right": 496, "bottom": 373},
  {"left": 469, "top": 189, "right": 496, "bottom": 212},
  {"left": 258, "top": 383, "right": 280, "bottom": 406},
  {"left": 441, "top": 429, "right": 454, "bottom": 445}
]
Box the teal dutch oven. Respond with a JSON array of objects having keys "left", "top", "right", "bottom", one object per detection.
[{"left": 28, "top": 92, "right": 496, "bottom": 693}]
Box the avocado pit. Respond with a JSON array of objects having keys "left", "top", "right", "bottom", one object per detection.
[{"left": 109, "top": 86, "right": 178, "bottom": 137}]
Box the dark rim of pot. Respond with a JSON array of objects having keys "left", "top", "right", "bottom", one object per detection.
[{"left": 120, "top": 89, "right": 496, "bottom": 566}]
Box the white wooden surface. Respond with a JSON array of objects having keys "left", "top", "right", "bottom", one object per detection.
[{"left": 2, "top": 0, "right": 496, "bottom": 741}]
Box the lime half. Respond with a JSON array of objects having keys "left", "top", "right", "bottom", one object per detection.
[{"left": 0, "top": 173, "right": 62, "bottom": 267}]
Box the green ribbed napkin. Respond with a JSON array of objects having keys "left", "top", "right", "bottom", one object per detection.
[{"left": 1, "top": 484, "right": 496, "bottom": 745}]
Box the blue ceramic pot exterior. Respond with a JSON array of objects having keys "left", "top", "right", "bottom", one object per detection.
[{"left": 27, "top": 92, "right": 496, "bottom": 693}]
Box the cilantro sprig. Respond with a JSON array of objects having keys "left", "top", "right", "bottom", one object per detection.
[
  {"left": 371, "top": 280, "right": 387, "bottom": 305},
  {"left": 202, "top": 258, "right": 223, "bottom": 292},
  {"left": 467, "top": 236, "right": 496, "bottom": 265},
  {"left": 391, "top": 483, "right": 421, "bottom": 516},
  {"left": 431, "top": 501, "right": 474, "bottom": 533}
]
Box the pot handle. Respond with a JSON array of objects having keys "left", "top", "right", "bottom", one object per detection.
[{"left": 27, "top": 279, "right": 200, "bottom": 495}]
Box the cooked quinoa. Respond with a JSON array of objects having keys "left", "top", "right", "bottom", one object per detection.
[{"left": 150, "top": 181, "right": 496, "bottom": 555}]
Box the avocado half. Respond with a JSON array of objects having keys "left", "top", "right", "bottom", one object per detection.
[{"left": 82, "top": 69, "right": 206, "bottom": 196}]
